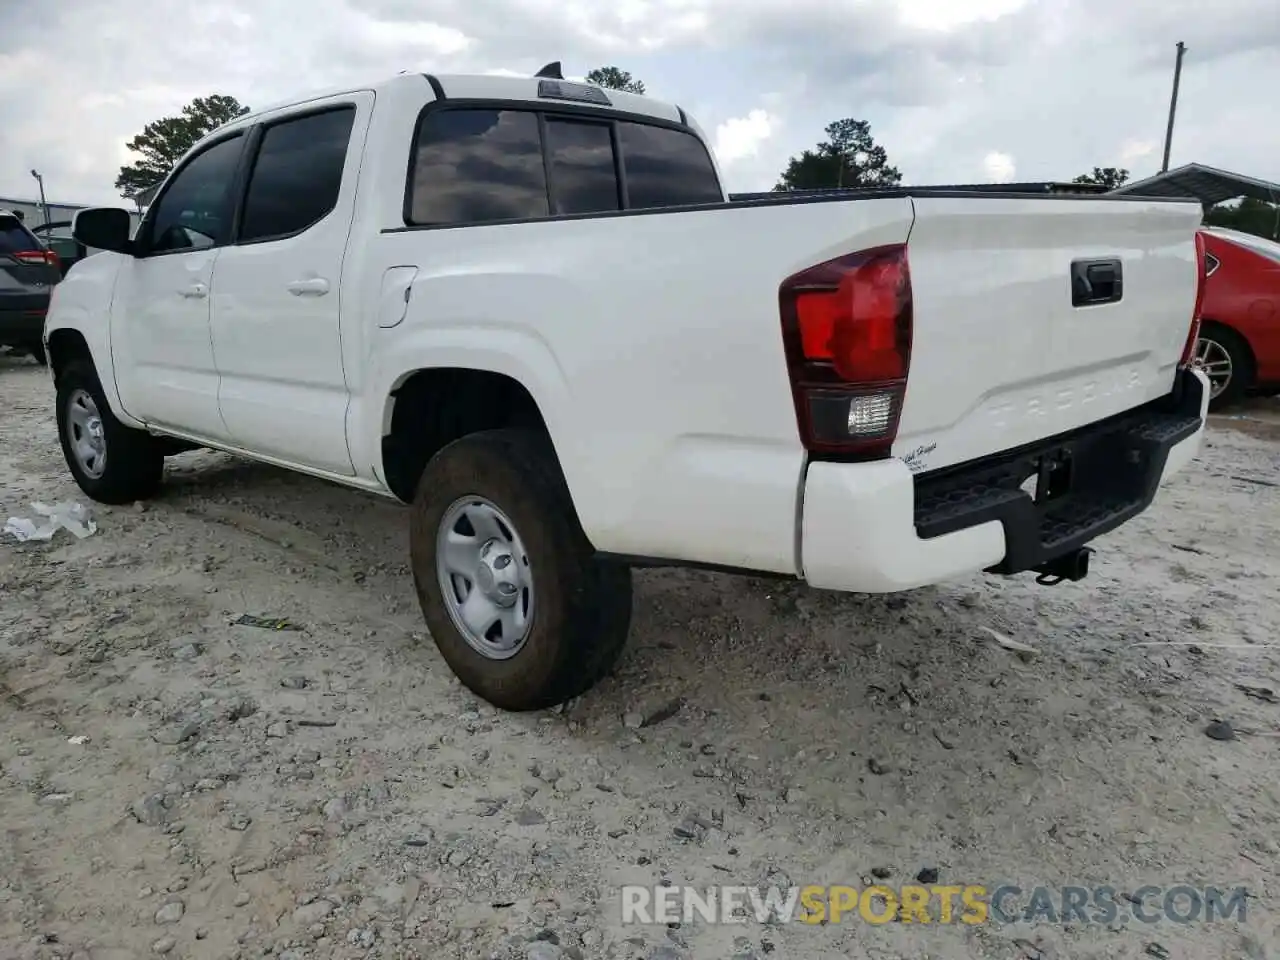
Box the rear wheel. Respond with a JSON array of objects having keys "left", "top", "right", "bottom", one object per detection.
[
  {"left": 1194, "top": 322, "right": 1254, "bottom": 412},
  {"left": 27, "top": 342, "right": 46, "bottom": 365},
  {"left": 409, "top": 428, "right": 632, "bottom": 711},
  {"left": 56, "top": 360, "right": 165, "bottom": 504}
]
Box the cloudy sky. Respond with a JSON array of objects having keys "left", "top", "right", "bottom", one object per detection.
[{"left": 1, "top": 0, "right": 1278, "bottom": 205}]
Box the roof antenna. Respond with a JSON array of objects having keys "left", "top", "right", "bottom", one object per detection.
[{"left": 534, "top": 61, "right": 563, "bottom": 80}]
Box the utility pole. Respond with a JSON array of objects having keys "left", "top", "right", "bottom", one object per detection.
[
  {"left": 1161, "top": 41, "right": 1186, "bottom": 173},
  {"left": 29, "top": 169, "right": 51, "bottom": 228}
]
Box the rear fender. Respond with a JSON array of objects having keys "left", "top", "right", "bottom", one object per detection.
[{"left": 362, "top": 325, "right": 578, "bottom": 500}]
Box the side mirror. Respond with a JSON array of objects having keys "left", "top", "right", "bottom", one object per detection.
[{"left": 72, "top": 207, "right": 134, "bottom": 255}]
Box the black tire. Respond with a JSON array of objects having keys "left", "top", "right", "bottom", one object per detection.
[
  {"left": 1197, "top": 321, "right": 1254, "bottom": 412},
  {"left": 56, "top": 360, "right": 164, "bottom": 504},
  {"left": 27, "top": 342, "right": 47, "bottom": 366},
  {"left": 409, "top": 428, "right": 633, "bottom": 711}
]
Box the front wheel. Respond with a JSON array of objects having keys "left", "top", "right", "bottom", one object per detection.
[
  {"left": 1193, "top": 322, "right": 1254, "bottom": 412},
  {"left": 56, "top": 361, "right": 165, "bottom": 504},
  {"left": 409, "top": 428, "right": 633, "bottom": 711}
]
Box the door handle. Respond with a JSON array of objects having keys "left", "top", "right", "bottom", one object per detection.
[
  {"left": 287, "top": 278, "right": 330, "bottom": 297},
  {"left": 181, "top": 282, "right": 208, "bottom": 299}
]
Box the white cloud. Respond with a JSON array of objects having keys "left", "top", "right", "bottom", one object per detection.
[
  {"left": 713, "top": 109, "right": 775, "bottom": 165},
  {"left": 352, "top": 16, "right": 473, "bottom": 56},
  {"left": 896, "top": 0, "right": 1030, "bottom": 31},
  {"left": 1119, "top": 139, "right": 1157, "bottom": 168},
  {"left": 983, "top": 151, "right": 1017, "bottom": 183}
]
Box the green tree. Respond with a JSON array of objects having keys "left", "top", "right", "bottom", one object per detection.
[
  {"left": 1072, "top": 166, "right": 1130, "bottom": 189},
  {"left": 115, "top": 94, "right": 251, "bottom": 200},
  {"left": 584, "top": 66, "right": 645, "bottom": 95},
  {"left": 1203, "top": 197, "right": 1280, "bottom": 240},
  {"left": 774, "top": 119, "right": 902, "bottom": 191}
]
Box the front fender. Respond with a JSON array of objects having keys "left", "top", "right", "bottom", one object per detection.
[{"left": 43, "top": 253, "right": 141, "bottom": 428}]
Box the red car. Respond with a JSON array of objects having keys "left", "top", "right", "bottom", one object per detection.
[{"left": 1193, "top": 226, "right": 1280, "bottom": 410}]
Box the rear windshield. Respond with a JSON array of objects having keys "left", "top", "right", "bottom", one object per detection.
[
  {"left": 407, "top": 107, "right": 723, "bottom": 227},
  {"left": 0, "top": 216, "right": 41, "bottom": 255},
  {"left": 617, "top": 121, "right": 724, "bottom": 209}
]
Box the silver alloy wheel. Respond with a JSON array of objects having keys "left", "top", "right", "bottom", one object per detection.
[
  {"left": 66, "top": 388, "right": 107, "bottom": 479},
  {"left": 1192, "top": 336, "right": 1233, "bottom": 399},
  {"left": 435, "top": 496, "right": 534, "bottom": 660}
]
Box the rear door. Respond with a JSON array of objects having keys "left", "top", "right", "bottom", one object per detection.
[
  {"left": 207, "top": 94, "right": 371, "bottom": 475},
  {"left": 0, "top": 214, "right": 58, "bottom": 348},
  {"left": 896, "top": 195, "right": 1203, "bottom": 473}
]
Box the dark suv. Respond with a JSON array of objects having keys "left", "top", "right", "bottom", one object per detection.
[{"left": 1, "top": 210, "right": 61, "bottom": 364}]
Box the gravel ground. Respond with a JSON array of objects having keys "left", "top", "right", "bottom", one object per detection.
[{"left": 2, "top": 352, "right": 1280, "bottom": 960}]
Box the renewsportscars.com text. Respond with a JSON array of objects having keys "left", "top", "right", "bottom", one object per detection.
[{"left": 620, "top": 884, "right": 1249, "bottom": 926}]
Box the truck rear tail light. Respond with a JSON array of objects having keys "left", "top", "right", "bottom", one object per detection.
[
  {"left": 779, "top": 244, "right": 912, "bottom": 458},
  {"left": 1181, "top": 232, "right": 1207, "bottom": 368}
]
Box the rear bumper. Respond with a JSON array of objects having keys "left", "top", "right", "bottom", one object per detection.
[{"left": 800, "top": 368, "right": 1209, "bottom": 593}]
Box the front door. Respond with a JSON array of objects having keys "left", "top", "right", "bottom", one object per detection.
[
  {"left": 110, "top": 131, "right": 246, "bottom": 440},
  {"left": 208, "top": 95, "right": 371, "bottom": 475}
]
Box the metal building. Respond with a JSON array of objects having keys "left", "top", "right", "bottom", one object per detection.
[{"left": 0, "top": 195, "right": 143, "bottom": 232}]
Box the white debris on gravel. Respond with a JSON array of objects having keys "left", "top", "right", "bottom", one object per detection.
[
  {"left": 1, "top": 355, "right": 1279, "bottom": 959},
  {"left": 4, "top": 500, "right": 97, "bottom": 541},
  {"left": 979, "top": 624, "right": 1039, "bottom": 661}
]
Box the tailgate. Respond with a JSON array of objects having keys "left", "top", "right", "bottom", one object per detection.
[
  {"left": 894, "top": 195, "right": 1202, "bottom": 473},
  {"left": 0, "top": 255, "right": 55, "bottom": 323},
  {"left": 0, "top": 254, "right": 56, "bottom": 296}
]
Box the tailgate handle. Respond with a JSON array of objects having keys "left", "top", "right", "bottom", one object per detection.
[{"left": 1071, "top": 258, "right": 1123, "bottom": 307}]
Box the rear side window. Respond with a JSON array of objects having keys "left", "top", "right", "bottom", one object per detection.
[
  {"left": 409, "top": 109, "right": 548, "bottom": 225},
  {"left": 617, "top": 122, "right": 722, "bottom": 209},
  {"left": 545, "top": 119, "right": 620, "bottom": 215},
  {"left": 0, "top": 217, "right": 40, "bottom": 254},
  {"left": 240, "top": 107, "right": 355, "bottom": 242}
]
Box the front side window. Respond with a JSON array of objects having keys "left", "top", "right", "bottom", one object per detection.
[
  {"left": 545, "top": 119, "right": 620, "bottom": 215},
  {"left": 408, "top": 109, "right": 548, "bottom": 226},
  {"left": 618, "top": 122, "right": 722, "bottom": 209},
  {"left": 240, "top": 107, "right": 356, "bottom": 242},
  {"left": 145, "top": 133, "right": 244, "bottom": 254}
]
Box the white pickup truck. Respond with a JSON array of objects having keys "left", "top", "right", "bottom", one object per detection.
[{"left": 45, "top": 68, "right": 1210, "bottom": 711}]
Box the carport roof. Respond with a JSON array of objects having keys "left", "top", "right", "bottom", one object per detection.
[{"left": 1110, "top": 163, "right": 1280, "bottom": 206}]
